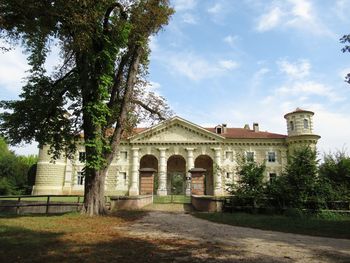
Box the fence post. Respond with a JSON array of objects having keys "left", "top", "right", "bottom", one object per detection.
[
  {"left": 46, "top": 196, "right": 50, "bottom": 215},
  {"left": 77, "top": 196, "right": 81, "bottom": 212},
  {"left": 16, "top": 196, "right": 21, "bottom": 215}
]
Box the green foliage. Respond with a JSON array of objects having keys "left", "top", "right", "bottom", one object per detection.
[
  {"left": 319, "top": 150, "right": 350, "bottom": 200},
  {"left": 0, "top": 137, "right": 38, "bottom": 194},
  {"left": 0, "top": 0, "right": 174, "bottom": 168},
  {"left": 267, "top": 146, "right": 328, "bottom": 210},
  {"left": 227, "top": 155, "right": 266, "bottom": 208},
  {"left": 315, "top": 210, "right": 345, "bottom": 221}
]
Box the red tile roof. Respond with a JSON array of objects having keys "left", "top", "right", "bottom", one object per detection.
[
  {"left": 284, "top": 108, "right": 314, "bottom": 118},
  {"left": 132, "top": 127, "right": 286, "bottom": 139},
  {"left": 204, "top": 128, "right": 287, "bottom": 139}
]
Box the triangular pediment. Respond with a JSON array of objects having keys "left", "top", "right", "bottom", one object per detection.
[{"left": 129, "top": 116, "right": 224, "bottom": 143}]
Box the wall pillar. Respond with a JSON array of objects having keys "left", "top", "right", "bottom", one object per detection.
[
  {"left": 129, "top": 148, "right": 140, "bottom": 196},
  {"left": 185, "top": 148, "right": 195, "bottom": 196},
  {"left": 213, "top": 148, "right": 223, "bottom": 196},
  {"left": 157, "top": 148, "right": 168, "bottom": 196}
]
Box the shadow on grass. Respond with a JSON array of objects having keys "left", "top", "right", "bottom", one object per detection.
[{"left": 109, "top": 210, "right": 149, "bottom": 222}]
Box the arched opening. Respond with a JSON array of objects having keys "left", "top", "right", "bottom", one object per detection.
[
  {"left": 195, "top": 155, "right": 214, "bottom": 195},
  {"left": 167, "top": 155, "right": 186, "bottom": 195},
  {"left": 139, "top": 155, "right": 158, "bottom": 194}
]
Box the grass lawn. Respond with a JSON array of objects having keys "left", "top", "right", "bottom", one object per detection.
[
  {"left": 0, "top": 211, "right": 194, "bottom": 263},
  {"left": 194, "top": 212, "right": 350, "bottom": 239},
  {"left": 153, "top": 195, "right": 191, "bottom": 204}
]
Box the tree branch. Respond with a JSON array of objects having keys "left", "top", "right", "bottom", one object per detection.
[
  {"left": 103, "top": 2, "right": 127, "bottom": 33},
  {"left": 132, "top": 98, "right": 166, "bottom": 121}
]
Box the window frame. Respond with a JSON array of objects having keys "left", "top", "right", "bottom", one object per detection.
[{"left": 267, "top": 152, "right": 276, "bottom": 163}]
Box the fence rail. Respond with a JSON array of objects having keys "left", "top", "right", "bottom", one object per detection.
[{"left": 0, "top": 195, "right": 84, "bottom": 215}]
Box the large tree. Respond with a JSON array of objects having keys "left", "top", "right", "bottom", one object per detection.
[{"left": 0, "top": 0, "right": 173, "bottom": 215}]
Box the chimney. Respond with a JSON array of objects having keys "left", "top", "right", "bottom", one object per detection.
[
  {"left": 244, "top": 124, "right": 250, "bottom": 130},
  {"left": 222, "top": 124, "right": 227, "bottom": 133},
  {"left": 253, "top": 123, "right": 259, "bottom": 132}
]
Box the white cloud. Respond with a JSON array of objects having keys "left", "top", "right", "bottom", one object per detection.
[
  {"left": 277, "top": 81, "right": 342, "bottom": 102},
  {"left": 182, "top": 13, "right": 198, "bottom": 24},
  {"left": 277, "top": 59, "right": 310, "bottom": 79},
  {"left": 163, "top": 52, "right": 239, "bottom": 81},
  {"left": 223, "top": 35, "right": 240, "bottom": 47},
  {"left": 256, "top": 6, "right": 284, "bottom": 32},
  {"left": 172, "top": 0, "right": 197, "bottom": 11},
  {"left": 332, "top": 0, "right": 350, "bottom": 21},
  {"left": 255, "top": 0, "right": 334, "bottom": 37},
  {"left": 219, "top": 60, "right": 239, "bottom": 70},
  {"left": 289, "top": 0, "right": 312, "bottom": 21},
  {"left": 11, "top": 142, "right": 38, "bottom": 156},
  {"left": 208, "top": 3, "right": 223, "bottom": 14},
  {"left": 0, "top": 47, "right": 30, "bottom": 94},
  {"left": 313, "top": 109, "right": 350, "bottom": 153},
  {"left": 251, "top": 67, "right": 270, "bottom": 89}
]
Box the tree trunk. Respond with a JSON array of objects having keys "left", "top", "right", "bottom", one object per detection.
[{"left": 82, "top": 168, "right": 107, "bottom": 216}]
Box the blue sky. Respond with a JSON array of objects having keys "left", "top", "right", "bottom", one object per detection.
[{"left": 1, "top": 0, "right": 350, "bottom": 155}]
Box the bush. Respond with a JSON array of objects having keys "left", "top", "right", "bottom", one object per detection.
[
  {"left": 315, "top": 210, "right": 344, "bottom": 221},
  {"left": 0, "top": 177, "right": 16, "bottom": 195}
]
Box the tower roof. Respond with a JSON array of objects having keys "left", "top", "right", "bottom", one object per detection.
[{"left": 284, "top": 108, "right": 314, "bottom": 119}]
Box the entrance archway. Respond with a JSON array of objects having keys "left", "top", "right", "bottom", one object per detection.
[
  {"left": 195, "top": 155, "right": 214, "bottom": 195},
  {"left": 139, "top": 155, "right": 158, "bottom": 194},
  {"left": 167, "top": 155, "right": 186, "bottom": 195}
]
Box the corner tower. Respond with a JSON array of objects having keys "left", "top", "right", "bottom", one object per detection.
[{"left": 284, "top": 108, "right": 320, "bottom": 150}]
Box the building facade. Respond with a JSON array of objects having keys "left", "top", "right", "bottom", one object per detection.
[{"left": 32, "top": 108, "right": 320, "bottom": 196}]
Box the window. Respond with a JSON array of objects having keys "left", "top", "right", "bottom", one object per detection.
[
  {"left": 79, "top": 152, "right": 86, "bottom": 162},
  {"left": 119, "top": 172, "right": 127, "bottom": 186},
  {"left": 290, "top": 121, "right": 294, "bottom": 131},
  {"left": 226, "top": 172, "right": 231, "bottom": 179},
  {"left": 268, "top": 152, "right": 276, "bottom": 162},
  {"left": 225, "top": 151, "right": 233, "bottom": 161},
  {"left": 120, "top": 151, "right": 128, "bottom": 161},
  {"left": 246, "top": 152, "right": 254, "bottom": 162},
  {"left": 216, "top": 127, "right": 222, "bottom": 134},
  {"left": 269, "top": 173, "right": 277, "bottom": 184},
  {"left": 77, "top": 171, "right": 85, "bottom": 185},
  {"left": 304, "top": 119, "right": 309, "bottom": 129}
]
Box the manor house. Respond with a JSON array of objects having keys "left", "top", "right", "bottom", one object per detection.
[{"left": 32, "top": 108, "right": 320, "bottom": 197}]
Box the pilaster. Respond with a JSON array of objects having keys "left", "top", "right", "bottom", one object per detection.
[
  {"left": 185, "top": 148, "right": 195, "bottom": 196},
  {"left": 129, "top": 148, "right": 140, "bottom": 196},
  {"left": 157, "top": 147, "right": 168, "bottom": 196},
  {"left": 213, "top": 147, "right": 223, "bottom": 196}
]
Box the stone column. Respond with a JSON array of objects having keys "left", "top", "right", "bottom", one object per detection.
[
  {"left": 129, "top": 148, "right": 140, "bottom": 196},
  {"left": 185, "top": 148, "right": 195, "bottom": 196},
  {"left": 213, "top": 148, "right": 223, "bottom": 196},
  {"left": 157, "top": 148, "right": 168, "bottom": 196}
]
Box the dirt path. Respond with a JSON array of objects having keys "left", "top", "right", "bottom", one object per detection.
[{"left": 115, "top": 209, "right": 350, "bottom": 263}]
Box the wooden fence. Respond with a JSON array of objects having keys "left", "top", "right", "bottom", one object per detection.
[{"left": 0, "top": 195, "right": 84, "bottom": 215}]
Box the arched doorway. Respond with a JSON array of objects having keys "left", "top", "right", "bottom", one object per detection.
[
  {"left": 139, "top": 155, "right": 158, "bottom": 194},
  {"left": 167, "top": 155, "right": 186, "bottom": 195},
  {"left": 195, "top": 155, "right": 214, "bottom": 195}
]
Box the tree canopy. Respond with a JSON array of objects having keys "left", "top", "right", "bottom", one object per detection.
[{"left": 0, "top": 0, "right": 174, "bottom": 215}]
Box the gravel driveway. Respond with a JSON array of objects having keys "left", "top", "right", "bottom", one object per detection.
[{"left": 115, "top": 209, "right": 350, "bottom": 263}]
